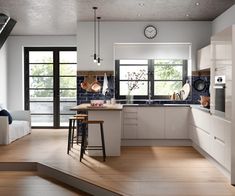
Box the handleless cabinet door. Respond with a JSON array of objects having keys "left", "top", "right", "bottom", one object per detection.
[
  {"left": 137, "top": 107, "right": 164, "bottom": 139},
  {"left": 191, "top": 108, "right": 212, "bottom": 134},
  {"left": 165, "top": 107, "right": 189, "bottom": 139}
]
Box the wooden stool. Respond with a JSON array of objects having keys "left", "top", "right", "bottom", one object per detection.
[
  {"left": 67, "top": 116, "right": 85, "bottom": 154},
  {"left": 80, "top": 120, "right": 106, "bottom": 162}
]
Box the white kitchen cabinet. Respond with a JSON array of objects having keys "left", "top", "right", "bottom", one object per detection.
[
  {"left": 122, "top": 107, "right": 138, "bottom": 139},
  {"left": 211, "top": 115, "right": 231, "bottom": 170},
  {"left": 137, "top": 107, "right": 165, "bottom": 139},
  {"left": 190, "top": 108, "right": 212, "bottom": 134},
  {"left": 165, "top": 107, "right": 189, "bottom": 139},
  {"left": 191, "top": 125, "right": 212, "bottom": 154},
  {"left": 224, "top": 121, "right": 231, "bottom": 171},
  {"left": 197, "top": 45, "right": 211, "bottom": 70},
  {"left": 190, "top": 108, "right": 212, "bottom": 155}
]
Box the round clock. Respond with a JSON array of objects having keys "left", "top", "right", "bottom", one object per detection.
[{"left": 144, "top": 25, "right": 157, "bottom": 39}]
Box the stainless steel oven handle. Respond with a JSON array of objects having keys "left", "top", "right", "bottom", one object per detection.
[{"left": 213, "top": 86, "right": 225, "bottom": 89}]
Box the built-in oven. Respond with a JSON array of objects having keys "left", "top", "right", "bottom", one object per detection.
[{"left": 214, "top": 75, "right": 225, "bottom": 116}]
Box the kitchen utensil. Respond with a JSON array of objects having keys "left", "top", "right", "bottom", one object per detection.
[
  {"left": 91, "top": 78, "right": 101, "bottom": 92},
  {"left": 181, "top": 83, "right": 190, "bottom": 100},
  {"left": 193, "top": 79, "right": 206, "bottom": 92},
  {"left": 102, "top": 73, "right": 108, "bottom": 95},
  {"left": 198, "top": 96, "right": 210, "bottom": 108}
]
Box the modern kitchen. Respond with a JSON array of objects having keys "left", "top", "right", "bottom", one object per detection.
[{"left": 1, "top": 1, "right": 235, "bottom": 195}]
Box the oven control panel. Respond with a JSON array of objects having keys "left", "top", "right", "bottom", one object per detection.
[{"left": 215, "top": 75, "right": 225, "bottom": 84}]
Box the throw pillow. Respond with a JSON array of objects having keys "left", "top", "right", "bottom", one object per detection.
[{"left": 0, "top": 109, "right": 13, "bottom": 124}]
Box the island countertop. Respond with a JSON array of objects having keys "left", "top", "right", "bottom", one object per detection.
[{"left": 71, "top": 103, "right": 123, "bottom": 111}]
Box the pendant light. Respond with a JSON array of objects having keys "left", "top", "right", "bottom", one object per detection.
[
  {"left": 93, "top": 7, "right": 97, "bottom": 63},
  {"left": 97, "top": 16, "right": 101, "bottom": 66}
]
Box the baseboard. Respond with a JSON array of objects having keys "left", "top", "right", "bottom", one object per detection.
[{"left": 121, "top": 139, "right": 192, "bottom": 146}]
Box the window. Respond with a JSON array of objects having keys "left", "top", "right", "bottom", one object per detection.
[
  {"left": 25, "top": 47, "right": 77, "bottom": 128},
  {"left": 115, "top": 59, "right": 187, "bottom": 99},
  {"left": 153, "top": 59, "right": 187, "bottom": 98},
  {"left": 115, "top": 60, "right": 149, "bottom": 99}
]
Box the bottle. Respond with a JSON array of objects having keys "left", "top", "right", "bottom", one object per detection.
[{"left": 171, "top": 92, "right": 176, "bottom": 100}]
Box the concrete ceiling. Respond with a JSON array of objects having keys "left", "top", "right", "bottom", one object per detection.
[{"left": 0, "top": 0, "right": 234, "bottom": 35}]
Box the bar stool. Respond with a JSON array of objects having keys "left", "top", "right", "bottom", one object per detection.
[
  {"left": 73, "top": 114, "right": 88, "bottom": 145},
  {"left": 67, "top": 116, "right": 85, "bottom": 154},
  {"left": 80, "top": 120, "right": 106, "bottom": 162}
]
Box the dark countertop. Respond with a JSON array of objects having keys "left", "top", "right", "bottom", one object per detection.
[{"left": 123, "top": 103, "right": 191, "bottom": 107}]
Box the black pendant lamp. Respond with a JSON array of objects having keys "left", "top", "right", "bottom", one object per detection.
[
  {"left": 93, "top": 7, "right": 97, "bottom": 63},
  {"left": 97, "top": 16, "right": 101, "bottom": 66}
]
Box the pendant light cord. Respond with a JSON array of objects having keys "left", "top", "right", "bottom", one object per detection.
[
  {"left": 97, "top": 17, "right": 101, "bottom": 60},
  {"left": 93, "top": 7, "right": 97, "bottom": 61}
]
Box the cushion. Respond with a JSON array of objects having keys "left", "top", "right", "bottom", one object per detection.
[{"left": 0, "top": 109, "right": 13, "bottom": 124}]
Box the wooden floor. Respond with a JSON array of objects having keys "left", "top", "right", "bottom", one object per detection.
[
  {"left": 0, "top": 129, "right": 235, "bottom": 195},
  {"left": 0, "top": 171, "right": 89, "bottom": 196}
]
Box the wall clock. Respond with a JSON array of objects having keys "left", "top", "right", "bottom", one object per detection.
[{"left": 144, "top": 25, "right": 157, "bottom": 39}]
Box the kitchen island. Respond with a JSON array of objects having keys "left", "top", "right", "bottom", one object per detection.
[{"left": 71, "top": 104, "right": 123, "bottom": 156}]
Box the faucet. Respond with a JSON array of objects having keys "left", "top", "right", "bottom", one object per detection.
[{"left": 175, "top": 90, "right": 185, "bottom": 100}]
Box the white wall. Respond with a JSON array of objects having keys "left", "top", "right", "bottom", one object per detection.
[
  {"left": 212, "top": 5, "right": 235, "bottom": 35},
  {"left": 77, "top": 21, "right": 211, "bottom": 71},
  {"left": 0, "top": 41, "right": 8, "bottom": 108},
  {"left": 7, "top": 36, "right": 76, "bottom": 110}
]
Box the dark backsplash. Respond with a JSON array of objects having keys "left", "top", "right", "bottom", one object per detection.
[
  {"left": 77, "top": 75, "right": 210, "bottom": 105},
  {"left": 77, "top": 76, "right": 114, "bottom": 105}
]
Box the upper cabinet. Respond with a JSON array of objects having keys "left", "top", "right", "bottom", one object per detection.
[{"left": 197, "top": 45, "right": 211, "bottom": 70}]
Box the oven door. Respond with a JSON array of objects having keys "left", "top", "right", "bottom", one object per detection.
[{"left": 214, "top": 85, "right": 225, "bottom": 116}]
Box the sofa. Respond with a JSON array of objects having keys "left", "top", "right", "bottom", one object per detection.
[{"left": 0, "top": 110, "right": 31, "bottom": 145}]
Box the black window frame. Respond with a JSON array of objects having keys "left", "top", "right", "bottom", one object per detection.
[
  {"left": 115, "top": 59, "right": 188, "bottom": 100},
  {"left": 24, "top": 47, "right": 77, "bottom": 129}
]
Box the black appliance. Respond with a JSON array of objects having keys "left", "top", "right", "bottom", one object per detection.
[{"left": 214, "top": 76, "right": 225, "bottom": 115}]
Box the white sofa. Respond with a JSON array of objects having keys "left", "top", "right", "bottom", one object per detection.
[{"left": 0, "top": 110, "right": 31, "bottom": 145}]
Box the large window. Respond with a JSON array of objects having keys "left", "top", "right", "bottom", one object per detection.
[
  {"left": 115, "top": 59, "right": 187, "bottom": 99},
  {"left": 25, "top": 47, "right": 77, "bottom": 128}
]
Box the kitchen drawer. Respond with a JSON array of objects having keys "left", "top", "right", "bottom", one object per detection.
[
  {"left": 211, "top": 136, "right": 225, "bottom": 166},
  {"left": 123, "top": 125, "right": 138, "bottom": 139},
  {"left": 191, "top": 108, "right": 211, "bottom": 134},
  {"left": 123, "top": 112, "right": 138, "bottom": 119},
  {"left": 123, "top": 118, "right": 138, "bottom": 125},
  {"left": 211, "top": 116, "right": 225, "bottom": 142},
  {"left": 192, "top": 125, "right": 212, "bottom": 155},
  {"left": 123, "top": 107, "right": 138, "bottom": 113}
]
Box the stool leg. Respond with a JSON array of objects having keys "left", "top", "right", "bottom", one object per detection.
[
  {"left": 67, "top": 119, "right": 72, "bottom": 154},
  {"left": 80, "top": 123, "right": 86, "bottom": 162},
  {"left": 100, "top": 123, "right": 106, "bottom": 161},
  {"left": 71, "top": 119, "right": 75, "bottom": 148},
  {"left": 76, "top": 121, "right": 80, "bottom": 145}
]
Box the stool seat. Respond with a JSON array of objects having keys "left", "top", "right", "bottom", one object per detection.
[
  {"left": 69, "top": 116, "right": 85, "bottom": 120},
  {"left": 82, "top": 120, "right": 104, "bottom": 124},
  {"left": 74, "top": 114, "right": 88, "bottom": 118}
]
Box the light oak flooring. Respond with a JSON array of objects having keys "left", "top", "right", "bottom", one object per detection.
[
  {"left": 0, "top": 129, "right": 235, "bottom": 195},
  {"left": 0, "top": 171, "right": 89, "bottom": 196}
]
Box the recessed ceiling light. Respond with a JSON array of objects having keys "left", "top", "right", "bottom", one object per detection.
[
  {"left": 195, "top": 2, "right": 200, "bottom": 6},
  {"left": 137, "top": 13, "right": 141, "bottom": 17},
  {"left": 138, "top": 3, "right": 145, "bottom": 7},
  {"left": 186, "top": 14, "right": 190, "bottom": 17}
]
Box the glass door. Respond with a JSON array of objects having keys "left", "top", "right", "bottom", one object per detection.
[
  {"left": 24, "top": 47, "right": 77, "bottom": 128},
  {"left": 59, "top": 51, "right": 77, "bottom": 127}
]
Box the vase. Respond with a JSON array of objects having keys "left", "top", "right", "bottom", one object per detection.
[{"left": 126, "top": 92, "right": 133, "bottom": 104}]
